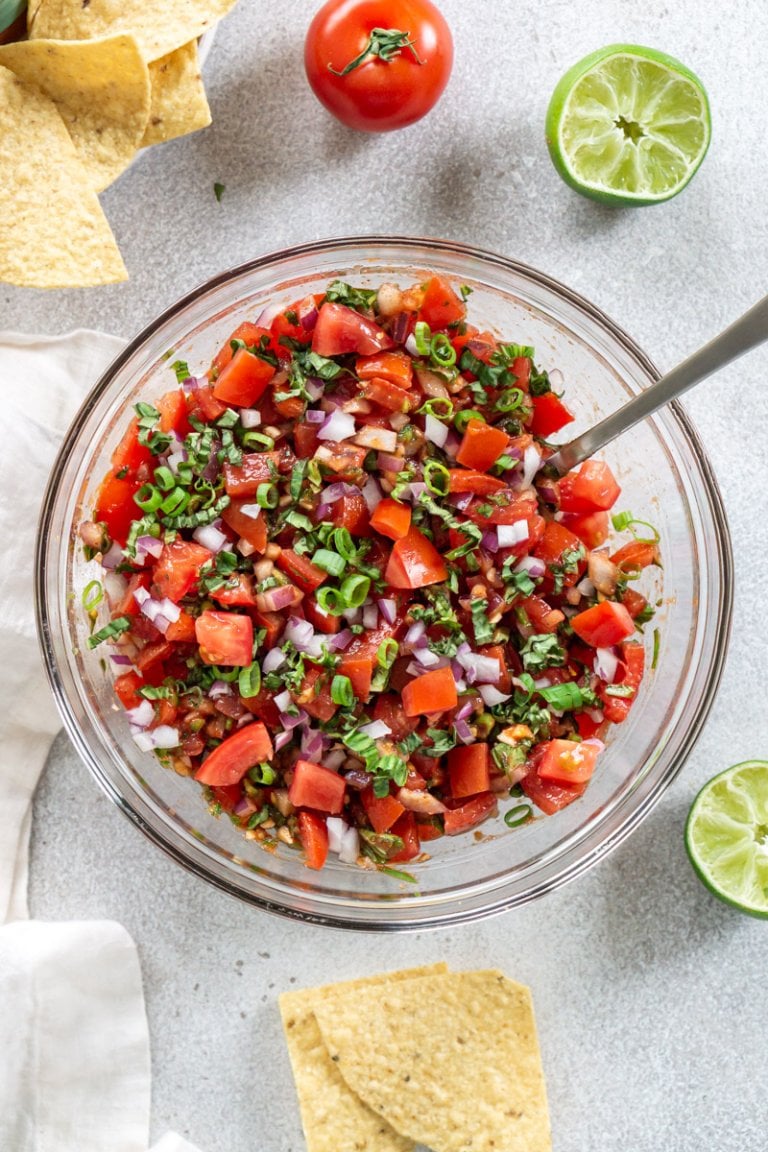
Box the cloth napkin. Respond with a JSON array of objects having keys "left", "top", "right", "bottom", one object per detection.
[{"left": 0, "top": 331, "right": 203, "bottom": 1152}]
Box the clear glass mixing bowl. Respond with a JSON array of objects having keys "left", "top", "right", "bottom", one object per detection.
[{"left": 35, "top": 236, "right": 732, "bottom": 929}]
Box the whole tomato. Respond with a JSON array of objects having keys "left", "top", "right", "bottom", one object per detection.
[{"left": 304, "top": 0, "right": 453, "bottom": 132}]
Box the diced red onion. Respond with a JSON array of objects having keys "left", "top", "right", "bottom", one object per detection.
[
  {"left": 586, "top": 709, "right": 605, "bottom": 724},
  {"left": 193, "top": 523, "right": 228, "bottom": 552},
  {"left": 239, "top": 408, "right": 262, "bottom": 429},
  {"left": 456, "top": 650, "right": 501, "bottom": 684},
  {"left": 514, "top": 555, "right": 546, "bottom": 578},
  {"left": 497, "top": 520, "right": 529, "bottom": 547},
  {"left": 166, "top": 450, "right": 188, "bottom": 476},
  {"left": 342, "top": 605, "right": 362, "bottom": 625},
  {"left": 256, "top": 583, "right": 301, "bottom": 613},
  {"left": 576, "top": 576, "right": 596, "bottom": 597},
  {"left": 233, "top": 795, "right": 259, "bottom": 818},
  {"left": 537, "top": 478, "right": 560, "bottom": 504},
  {"left": 478, "top": 684, "right": 512, "bottom": 707},
  {"left": 362, "top": 603, "right": 378, "bottom": 631},
  {"left": 533, "top": 676, "right": 552, "bottom": 689},
  {"left": 322, "top": 481, "right": 357, "bottom": 503},
  {"left": 301, "top": 728, "right": 325, "bottom": 761},
  {"left": 442, "top": 429, "right": 461, "bottom": 458},
  {"left": 521, "top": 444, "right": 542, "bottom": 489},
  {"left": 236, "top": 504, "right": 260, "bottom": 522},
  {"left": 377, "top": 452, "right": 405, "bottom": 473},
  {"left": 481, "top": 530, "right": 499, "bottom": 553},
  {"left": 262, "top": 648, "right": 286, "bottom": 674},
  {"left": 414, "top": 646, "right": 440, "bottom": 668},
  {"left": 279, "top": 709, "right": 308, "bottom": 731},
  {"left": 109, "top": 653, "right": 133, "bottom": 667},
  {"left": 361, "top": 476, "right": 383, "bottom": 512},
  {"left": 396, "top": 788, "right": 446, "bottom": 815},
  {"left": 424, "top": 413, "right": 448, "bottom": 448},
  {"left": 236, "top": 713, "right": 255, "bottom": 729},
  {"left": 354, "top": 425, "right": 397, "bottom": 452},
  {"left": 344, "top": 766, "right": 373, "bottom": 790},
  {"left": 455, "top": 718, "right": 475, "bottom": 744},
  {"left": 136, "top": 535, "right": 163, "bottom": 560},
  {"left": 358, "top": 719, "right": 391, "bottom": 740},
  {"left": 319, "top": 409, "right": 356, "bottom": 442},
  {"left": 274, "top": 730, "right": 292, "bottom": 752},
  {"left": 283, "top": 616, "right": 315, "bottom": 651},
  {"left": 305, "top": 377, "right": 324, "bottom": 401},
  {"left": 377, "top": 598, "right": 397, "bottom": 625},
  {"left": 451, "top": 492, "right": 473, "bottom": 512},
  {"left": 405, "top": 332, "right": 420, "bottom": 357},
  {"left": 327, "top": 816, "right": 347, "bottom": 855},
  {"left": 324, "top": 748, "right": 347, "bottom": 771},
  {"left": 339, "top": 825, "right": 359, "bottom": 864},
  {"left": 388, "top": 411, "right": 410, "bottom": 432},
  {"left": 133, "top": 725, "right": 179, "bottom": 752},
  {"left": 208, "top": 680, "right": 233, "bottom": 699},
  {"left": 389, "top": 312, "right": 411, "bottom": 344},
  {"left": 305, "top": 408, "right": 326, "bottom": 425},
  {"left": 126, "top": 699, "right": 154, "bottom": 729},
  {"left": 594, "top": 647, "right": 619, "bottom": 683},
  {"left": 254, "top": 300, "right": 283, "bottom": 327},
  {"left": 297, "top": 296, "right": 319, "bottom": 330},
  {"left": 181, "top": 375, "right": 201, "bottom": 392},
  {"left": 406, "top": 661, "right": 427, "bottom": 678},
  {"left": 101, "top": 542, "right": 125, "bottom": 570},
  {"left": 405, "top": 481, "right": 427, "bottom": 503},
  {"left": 104, "top": 570, "right": 127, "bottom": 608},
  {"left": 274, "top": 689, "right": 292, "bottom": 712},
  {"left": 328, "top": 628, "right": 354, "bottom": 651},
  {"left": 583, "top": 737, "right": 606, "bottom": 753},
  {"left": 405, "top": 620, "right": 426, "bottom": 648},
  {"left": 455, "top": 700, "right": 474, "bottom": 722}
]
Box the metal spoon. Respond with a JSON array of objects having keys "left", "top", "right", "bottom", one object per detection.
[{"left": 546, "top": 293, "right": 768, "bottom": 476}]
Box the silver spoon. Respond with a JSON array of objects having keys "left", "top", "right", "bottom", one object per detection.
[{"left": 546, "top": 293, "right": 768, "bottom": 476}]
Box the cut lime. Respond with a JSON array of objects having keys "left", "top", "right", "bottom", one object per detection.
[
  {"left": 685, "top": 760, "right": 768, "bottom": 919},
  {"left": 545, "top": 44, "right": 711, "bottom": 206}
]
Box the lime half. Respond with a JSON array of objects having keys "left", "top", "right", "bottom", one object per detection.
[
  {"left": 685, "top": 760, "right": 768, "bottom": 919},
  {"left": 545, "top": 44, "right": 711, "bottom": 205}
]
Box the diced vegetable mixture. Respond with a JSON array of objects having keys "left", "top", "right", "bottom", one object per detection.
[{"left": 80, "top": 274, "right": 660, "bottom": 875}]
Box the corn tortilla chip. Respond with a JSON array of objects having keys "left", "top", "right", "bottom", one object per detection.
[
  {"left": 142, "top": 40, "right": 211, "bottom": 148},
  {"left": 312, "top": 970, "right": 551, "bottom": 1152},
  {"left": 0, "top": 67, "right": 126, "bottom": 288},
  {"left": 0, "top": 36, "right": 150, "bottom": 192},
  {"left": 29, "top": 0, "right": 239, "bottom": 62},
  {"left": 280, "top": 965, "right": 448, "bottom": 1152}
]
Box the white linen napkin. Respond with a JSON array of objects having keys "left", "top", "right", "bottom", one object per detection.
[{"left": 0, "top": 332, "right": 202, "bottom": 1152}]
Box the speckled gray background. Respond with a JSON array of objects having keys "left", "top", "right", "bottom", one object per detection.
[{"left": 11, "top": 0, "right": 768, "bottom": 1149}]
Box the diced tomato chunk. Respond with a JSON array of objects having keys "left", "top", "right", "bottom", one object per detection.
[
  {"left": 599, "top": 641, "right": 645, "bottom": 723},
  {"left": 93, "top": 474, "right": 142, "bottom": 547},
  {"left": 361, "top": 787, "right": 405, "bottom": 833},
  {"left": 195, "top": 610, "right": 253, "bottom": 666},
  {"left": 520, "top": 771, "right": 587, "bottom": 815},
  {"left": 276, "top": 549, "right": 327, "bottom": 593},
  {"left": 152, "top": 539, "right": 213, "bottom": 603},
  {"left": 417, "top": 275, "right": 466, "bottom": 330},
  {"left": 370, "top": 498, "right": 411, "bottom": 541},
  {"left": 402, "top": 666, "right": 457, "bottom": 717},
  {"left": 330, "top": 492, "right": 371, "bottom": 536},
  {"left": 529, "top": 392, "right": 575, "bottom": 438},
  {"left": 571, "top": 600, "right": 635, "bottom": 648},
  {"left": 289, "top": 759, "right": 346, "bottom": 814},
  {"left": 356, "top": 350, "right": 413, "bottom": 388},
  {"left": 372, "top": 694, "right": 419, "bottom": 741},
  {"left": 114, "top": 670, "right": 145, "bottom": 710},
  {"left": 338, "top": 655, "right": 373, "bottom": 701},
  {"left": 448, "top": 470, "right": 506, "bottom": 495},
  {"left": 165, "top": 609, "right": 197, "bottom": 643},
  {"left": 385, "top": 526, "right": 447, "bottom": 589},
  {"left": 359, "top": 377, "right": 413, "bottom": 412},
  {"left": 533, "top": 521, "right": 586, "bottom": 589},
  {"left": 537, "top": 738, "right": 600, "bottom": 784},
  {"left": 558, "top": 461, "right": 621, "bottom": 514},
  {"left": 211, "top": 574, "right": 259, "bottom": 608},
  {"left": 221, "top": 498, "right": 268, "bottom": 552},
  {"left": 312, "top": 302, "right": 393, "bottom": 357},
  {"left": 610, "top": 539, "right": 661, "bottom": 571},
  {"left": 156, "top": 389, "right": 191, "bottom": 437},
  {"left": 110, "top": 419, "right": 153, "bottom": 477},
  {"left": 194, "top": 722, "right": 273, "bottom": 786},
  {"left": 213, "top": 348, "right": 276, "bottom": 407},
  {"left": 297, "top": 811, "right": 329, "bottom": 870},
  {"left": 561, "top": 510, "right": 610, "bottom": 550},
  {"left": 443, "top": 792, "right": 497, "bottom": 835},
  {"left": 447, "top": 744, "right": 491, "bottom": 798},
  {"left": 455, "top": 420, "right": 509, "bottom": 473},
  {"left": 223, "top": 448, "right": 294, "bottom": 496},
  {"left": 389, "top": 811, "right": 421, "bottom": 862},
  {"left": 299, "top": 665, "right": 338, "bottom": 722}
]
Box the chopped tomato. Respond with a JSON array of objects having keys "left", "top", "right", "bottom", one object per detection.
[
  {"left": 210, "top": 322, "right": 278, "bottom": 378},
  {"left": 520, "top": 771, "right": 587, "bottom": 815},
  {"left": 240, "top": 685, "right": 281, "bottom": 728},
  {"left": 600, "top": 642, "right": 645, "bottom": 723},
  {"left": 621, "top": 588, "right": 650, "bottom": 620},
  {"left": 165, "top": 609, "right": 197, "bottom": 643},
  {"left": 519, "top": 595, "right": 565, "bottom": 634},
  {"left": 156, "top": 389, "right": 191, "bottom": 437},
  {"left": 361, "top": 787, "right": 405, "bottom": 833},
  {"left": 330, "top": 492, "right": 371, "bottom": 536},
  {"left": 389, "top": 811, "right": 421, "bottom": 862},
  {"left": 537, "top": 738, "right": 600, "bottom": 784},
  {"left": 533, "top": 521, "right": 586, "bottom": 589},
  {"left": 356, "top": 350, "right": 413, "bottom": 388},
  {"left": 312, "top": 302, "right": 393, "bottom": 357},
  {"left": 315, "top": 442, "right": 368, "bottom": 477},
  {"left": 359, "top": 376, "right": 413, "bottom": 412},
  {"left": 297, "top": 811, "right": 329, "bottom": 870},
  {"left": 152, "top": 539, "right": 213, "bottom": 602},
  {"left": 133, "top": 639, "right": 172, "bottom": 675},
  {"left": 448, "top": 469, "right": 506, "bottom": 495},
  {"left": 561, "top": 510, "right": 610, "bottom": 550},
  {"left": 194, "top": 722, "right": 273, "bottom": 786},
  {"left": 303, "top": 595, "right": 342, "bottom": 634},
  {"left": 211, "top": 574, "right": 259, "bottom": 608},
  {"left": 528, "top": 392, "right": 575, "bottom": 437},
  {"left": 571, "top": 600, "right": 636, "bottom": 648},
  {"left": 213, "top": 348, "right": 276, "bottom": 407},
  {"left": 443, "top": 792, "right": 497, "bottom": 835},
  {"left": 110, "top": 418, "right": 153, "bottom": 477},
  {"left": 223, "top": 448, "right": 295, "bottom": 496},
  {"left": 221, "top": 498, "right": 268, "bottom": 552},
  {"left": 299, "top": 665, "right": 338, "bottom": 722},
  {"left": 370, "top": 498, "right": 412, "bottom": 541},
  {"left": 93, "top": 474, "right": 142, "bottom": 547},
  {"left": 294, "top": 419, "right": 320, "bottom": 459},
  {"left": 289, "top": 759, "right": 346, "bottom": 814},
  {"left": 559, "top": 461, "right": 621, "bottom": 514},
  {"left": 385, "top": 526, "right": 447, "bottom": 589},
  {"left": 338, "top": 655, "right": 373, "bottom": 701},
  {"left": 270, "top": 298, "right": 322, "bottom": 348},
  {"left": 276, "top": 549, "right": 327, "bottom": 593},
  {"left": 191, "top": 384, "right": 228, "bottom": 422},
  {"left": 210, "top": 783, "right": 244, "bottom": 813},
  {"left": 455, "top": 420, "right": 509, "bottom": 473},
  {"left": 372, "top": 693, "right": 419, "bottom": 741},
  {"left": 195, "top": 610, "right": 253, "bottom": 666},
  {"left": 113, "top": 671, "right": 145, "bottom": 710},
  {"left": 250, "top": 608, "right": 284, "bottom": 649},
  {"left": 417, "top": 275, "right": 466, "bottom": 330},
  {"left": 447, "top": 743, "right": 491, "bottom": 798},
  {"left": 610, "top": 539, "right": 661, "bottom": 571},
  {"left": 402, "top": 666, "right": 457, "bottom": 717}
]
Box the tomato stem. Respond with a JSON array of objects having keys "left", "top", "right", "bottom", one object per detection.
[{"left": 328, "top": 27, "right": 424, "bottom": 76}]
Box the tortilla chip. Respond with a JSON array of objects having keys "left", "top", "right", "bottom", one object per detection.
[
  {"left": 29, "top": 0, "right": 239, "bottom": 62},
  {"left": 280, "top": 965, "right": 448, "bottom": 1152},
  {"left": 0, "top": 36, "right": 150, "bottom": 192},
  {"left": 312, "top": 970, "right": 551, "bottom": 1152},
  {"left": 142, "top": 40, "right": 211, "bottom": 147},
  {"left": 0, "top": 67, "right": 126, "bottom": 288}
]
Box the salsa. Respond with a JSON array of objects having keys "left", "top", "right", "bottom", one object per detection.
[{"left": 80, "top": 274, "right": 660, "bottom": 875}]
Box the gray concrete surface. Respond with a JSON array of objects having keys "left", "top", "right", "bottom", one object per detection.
[{"left": 14, "top": 1, "right": 768, "bottom": 1149}]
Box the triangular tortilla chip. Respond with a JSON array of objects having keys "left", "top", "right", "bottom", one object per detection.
[
  {"left": 0, "top": 67, "right": 126, "bottom": 288},
  {"left": 280, "top": 966, "right": 448, "bottom": 1152},
  {"left": 29, "top": 0, "right": 239, "bottom": 62},
  {"left": 312, "top": 970, "right": 551, "bottom": 1152},
  {"left": 0, "top": 36, "right": 151, "bottom": 192},
  {"left": 142, "top": 40, "right": 211, "bottom": 147}
]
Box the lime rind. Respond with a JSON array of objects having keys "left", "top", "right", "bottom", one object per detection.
[
  {"left": 685, "top": 760, "right": 768, "bottom": 919},
  {"left": 546, "top": 44, "right": 711, "bottom": 206}
]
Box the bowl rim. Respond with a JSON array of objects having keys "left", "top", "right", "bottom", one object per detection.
[{"left": 35, "top": 234, "right": 734, "bottom": 931}]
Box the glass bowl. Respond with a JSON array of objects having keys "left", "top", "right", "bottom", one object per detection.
[{"left": 35, "top": 236, "right": 732, "bottom": 930}]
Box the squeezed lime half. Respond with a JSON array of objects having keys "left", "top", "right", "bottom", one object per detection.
[
  {"left": 685, "top": 760, "right": 768, "bottom": 919},
  {"left": 545, "top": 44, "right": 711, "bottom": 205}
]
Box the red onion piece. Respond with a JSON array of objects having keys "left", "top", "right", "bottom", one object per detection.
[
  {"left": 405, "top": 481, "right": 427, "bottom": 503},
  {"left": 297, "top": 296, "right": 319, "bottom": 330},
  {"left": 305, "top": 377, "right": 324, "bottom": 401},
  {"left": 327, "top": 816, "right": 347, "bottom": 855},
  {"left": 274, "top": 730, "right": 292, "bottom": 752},
  {"left": 301, "top": 728, "right": 325, "bottom": 761},
  {"left": 358, "top": 719, "right": 391, "bottom": 739},
  {"left": 521, "top": 444, "right": 542, "bottom": 489},
  {"left": 354, "top": 425, "right": 398, "bottom": 452},
  {"left": 344, "top": 766, "right": 373, "bottom": 790},
  {"left": 389, "top": 312, "right": 411, "bottom": 344},
  {"left": 442, "top": 429, "right": 461, "bottom": 458},
  {"left": 262, "top": 648, "right": 286, "bottom": 674},
  {"left": 323, "top": 481, "right": 357, "bottom": 503},
  {"left": 456, "top": 650, "right": 501, "bottom": 684},
  {"left": 455, "top": 718, "right": 475, "bottom": 744},
  {"left": 478, "top": 684, "right": 512, "bottom": 707},
  {"left": 109, "top": 654, "right": 133, "bottom": 667},
  {"left": 274, "top": 689, "right": 292, "bottom": 712},
  {"left": 594, "top": 647, "right": 619, "bottom": 683},
  {"left": 362, "top": 603, "right": 378, "bottom": 631},
  {"left": 404, "top": 620, "right": 426, "bottom": 648},
  {"left": 305, "top": 408, "right": 326, "bottom": 425},
  {"left": 133, "top": 725, "right": 179, "bottom": 752},
  {"left": 327, "top": 628, "right": 354, "bottom": 652},
  {"left": 497, "top": 520, "right": 529, "bottom": 548},
  {"left": 279, "top": 709, "right": 308, "bottom": 731},
  {"left": 254, "top": 300, "right": 283, "bottom": 327},
  {"left": 377, "top": 598, "right": 397, "bottom": 625},
  {"left": 193, "top": 523, "right": 228, "bottom": 553},
  {"left": 319, "top": 409, "right": 356, "bottom": 442},
  {"left": 234, "top": 795, "right": 259, "bottom": 817},
  {"left": 455, "top": 700, "right": 474, "bottom": 722},
  {"left": 324, "top": 748, "right": 348, "bottom": 771},
  {"left": 208, "top": 680, "right": 233, "bottom": 699},
  {"left": 361, "top": 476, "right": 383, "bottom": 513},
  {"left": 377, "top": 451, "right": 405, "bottom": 473},
  {"left": 339, "top": 824, "right": 359, "bottom": 864},
  {"left": 126, "top": 700, "right": 154, "bottom": 729},
  {"left": 481, "top": 530, "right": 499, "bottom": 553},
  {"left": 136, "top": 534, "right": 163, "bottom": 560},
  {"left": 101, "top": 542, "right": 125, "bottom": 570},
  {"left": 256, "top": 583, "right": 301, "bottom": 613},
  {"left": 414, "top": 646, "right": 440, "bottom": 668},
  {"left": 514, "top": 555, "right": 546, "bottom": 579},
  {"left": 451, "top": 492, "right": 473, "bottom": 512},
  {"left": 239, "top": 408, "right": 262, "bottom": 429},
  {"left": 424, "top": 413, "right": 448, "bottom": 448}
]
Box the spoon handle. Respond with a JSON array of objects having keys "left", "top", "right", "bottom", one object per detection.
[{"left": 547, "top": 292, "right": 768, "bottom": 476}]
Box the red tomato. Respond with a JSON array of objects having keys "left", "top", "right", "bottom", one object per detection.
[
  {"left": 152, "top": 539, "right": 213, "bottom": 603},
  {"left": 356, "top": 350, "right": 413, "bottom": 388},
  {"left": 389, "top": 811, "right": 421, "bottom": 862},
  {"left": 533, "top": 521, "right": 586, "bottom": 590},
  {"left": 110, "top": 419, "right": 153, "bottom": 477},
  {"left": 528, "top": 392, "right": 575, "bottom": 438},
  {"left": 559, "top": 461, "right": 621, "bottom": 514},
  {"left": 537, "top": 738, "right": 600, "bottom": 785},
  {"left": 93, "top": 474, "right": 141, "bottom": 547},
  {"left": 520, "top": 771, "right": 587, "bottom": 815},
  {"left": 448, "top": 469, "right": 506, "bottom": 496},
  {"left": 113, "top": 671, "right": 145, "bottom": 710},
  {"left": 212, "top": 348, "right": 276, "bottom": 408},
  {"left": 561, "top": 510, "right": 610, "bottom": 550},
  {"left": 338, "top": 655, "right": 374, "bottom": 701},
  {"left": 372, "top": 693, "right": 419, "bottom": 741},
  {"left": 312, "top": 302, "right": 393, "bottom": 356},
  {"left": 221, "top": 498, "right": 268, "bottom": 552},
  {"left": 599, "top": 641, "right": 645, "bottom": 723},
  {"left": 610, "top": 539, "right": 661, "bottom": 572},
  {"left": 447, "top": 743, "right": 490, "bottom": 798},
  {"left": 455, "top": 420, "right": 509, "bottom": 473},
  {"left": 443, "top": 792, "right": 497, "bottom": 835},
  {"left": 289, "top": 759, "right": 346, "bottom": 814},
  {"left": 276, "top": 549, "right": 327, "bottom": 593},
  {"left": 384, "top": 525, "right": 447, "bottom": 588},
  {"left": 195, "top": 610, "right": 254, "bottom": 666},
  {"left": 297, "top": 811, "right": 329, "bottom": 870},
  {"left": 361, "top": 786, "right": 405, "bottom": 833},
  {"left": 156, "top": 389, "right": 190, "bottom": 437},
  {"left": 359, "top": 376, "right": 414, "bottom": 412},
  {"left": 223, "top": 448, "right": 295, "bottom": 497},
  {"left": 370, "top": 498, "right": 411, "bottom": 540},
  {"left": 571, "top": 600, "right": 636, "bottom": 648},
  {"left": 194, "top": 722, "right": 273, "bottom": 786},
  {"left": 304, "top": 0, "right": 453, "bottom": 133},
  {"left": 298, "top": 666, "right": 338, "bottom": 723},
  {"left": 330, "top": 492, "right": 371, "bottom": 536},
  {"left": 211, "top": 574, "right": 259, "bottom": 609},
  {"left": 402, "top": 666, "right": 457, "bottom": 717}
]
